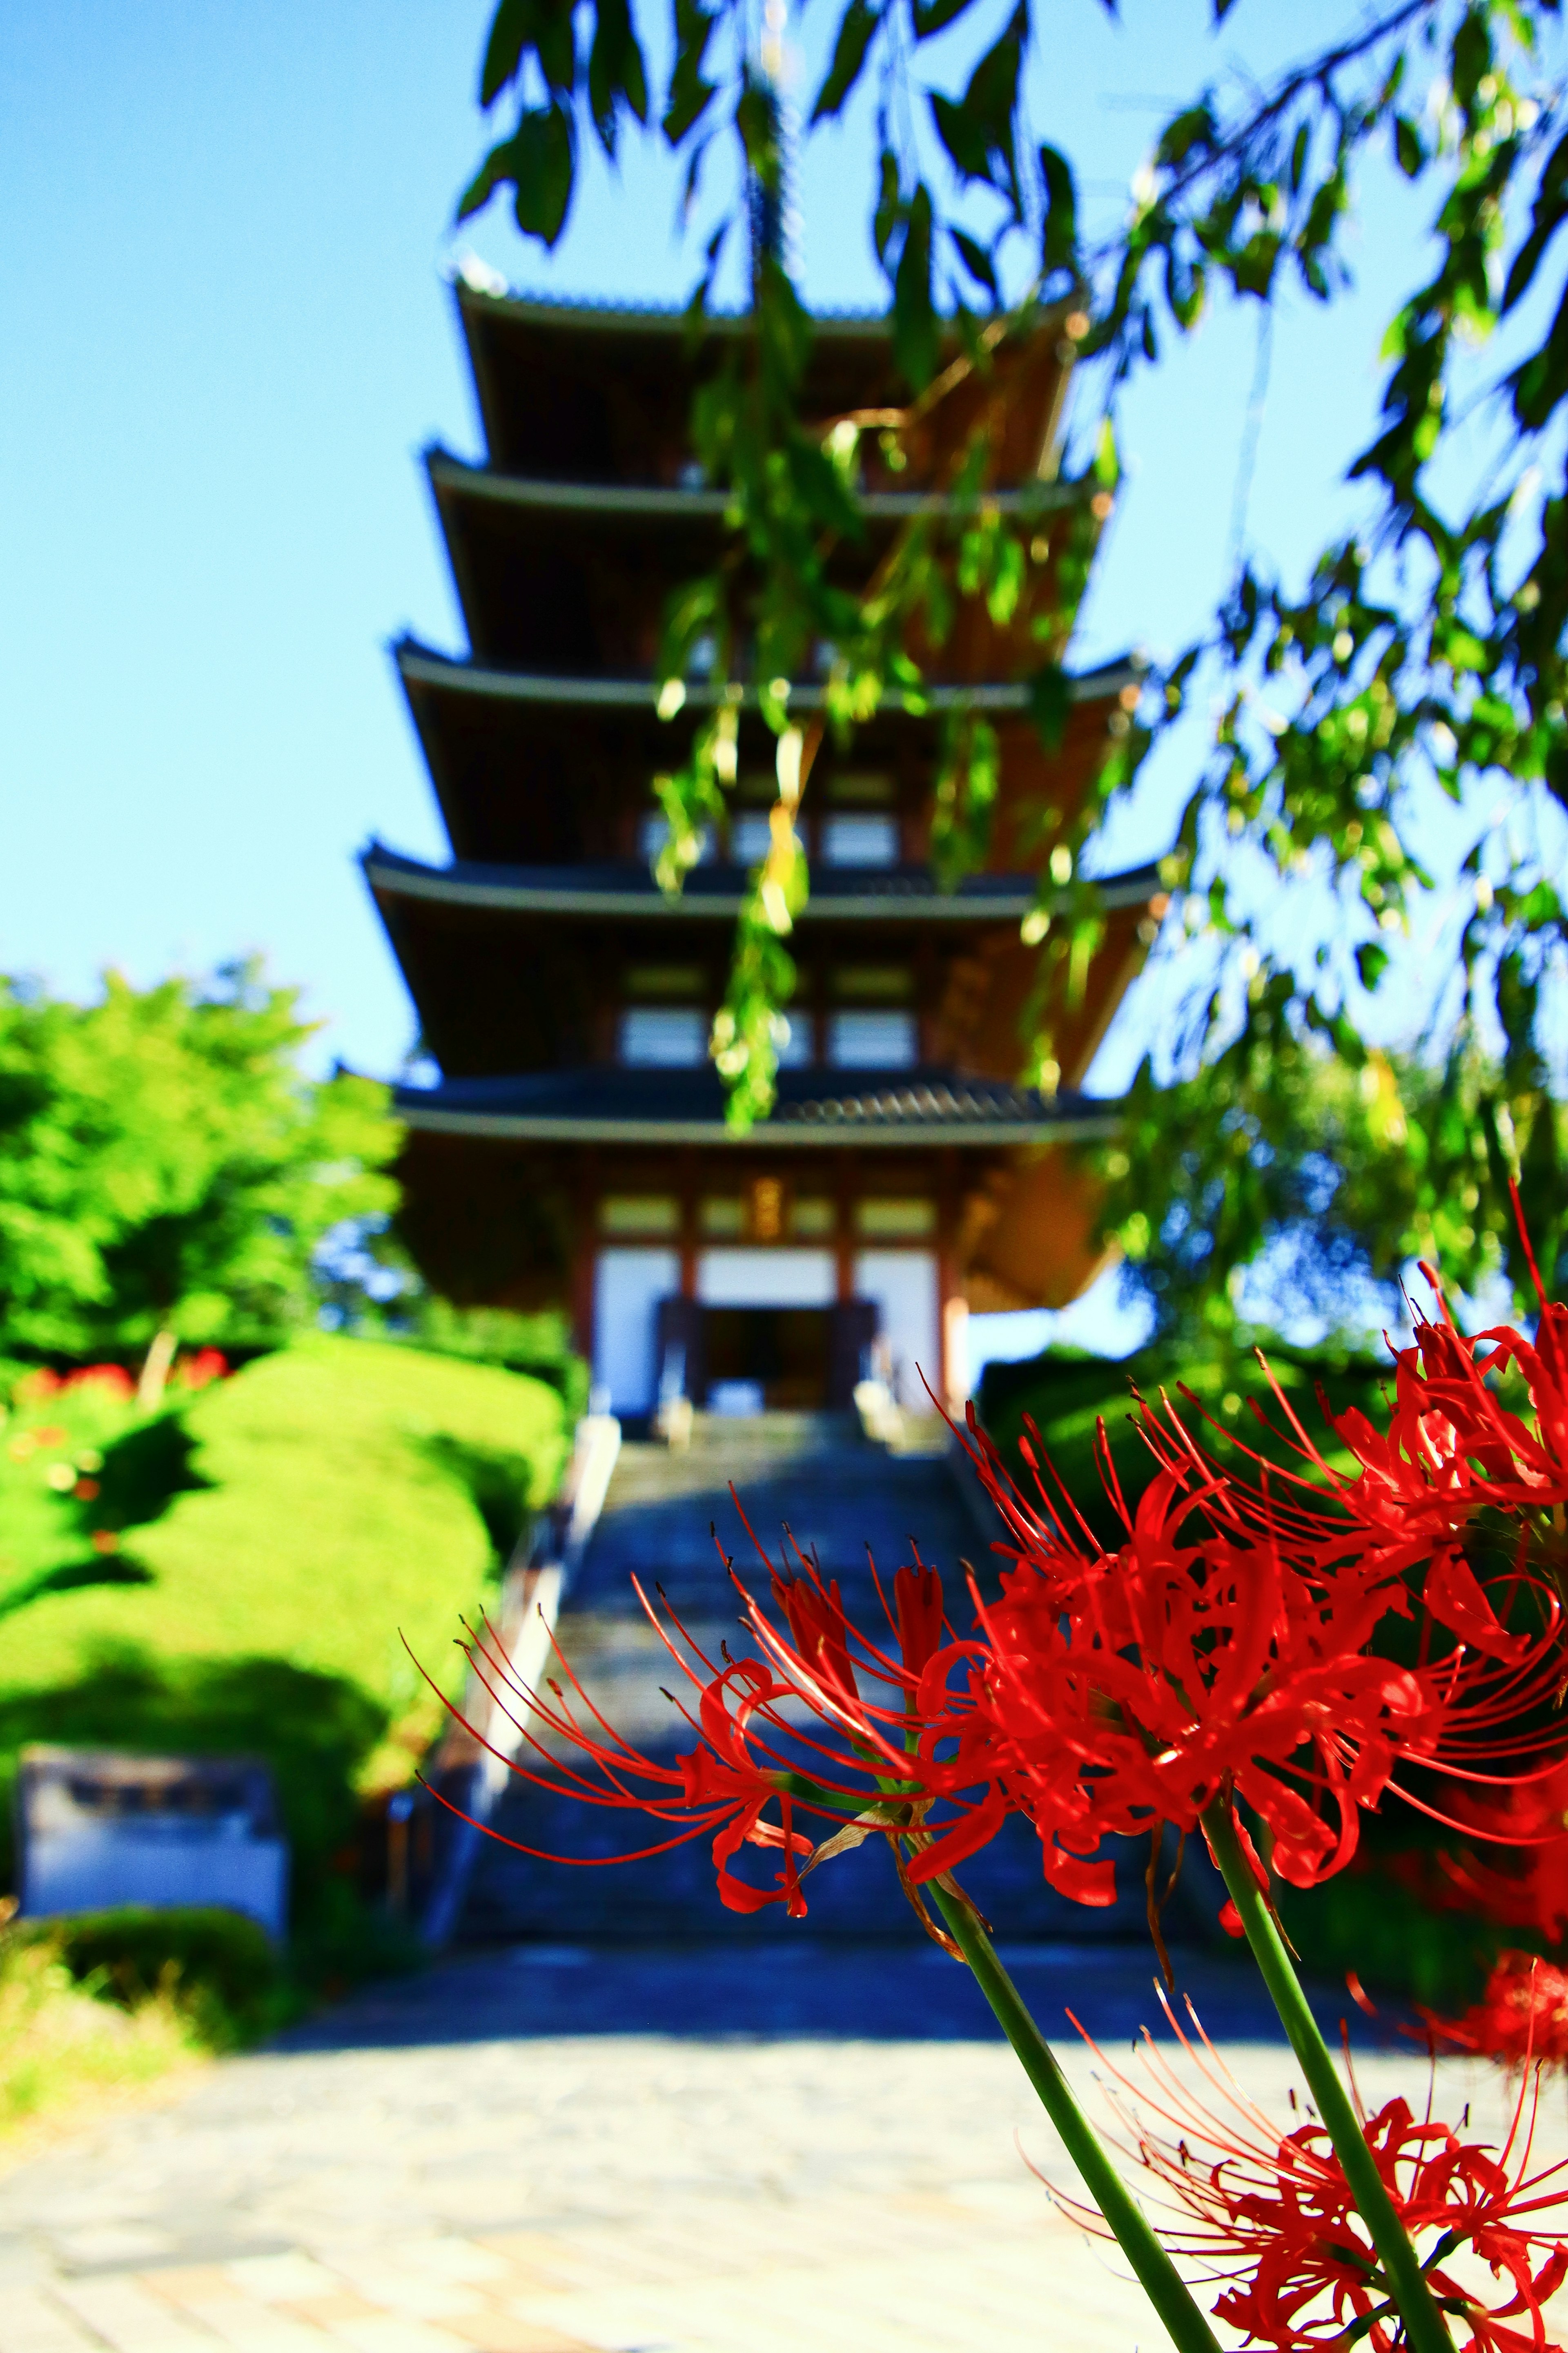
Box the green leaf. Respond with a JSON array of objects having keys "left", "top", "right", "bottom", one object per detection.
[
  {"left": 624, "top": 30, "right": 649, "bottom": 123},
  {"left": 1510, "top": 283, "right": 1568, "bottom": 431},
  {"left": 1393, "top": 114, "right": 1423, "bottom": 178},
  {"left": 1503, "top": 127, "right": 1568, "bottom": 313},
  {"left": 930, "top": 3, "right": 1026, "bottom": 205},
  {"left": 587, "top": 0, "right": 648, "bottom": 152},
  {"left": 1354, "top": 942, "right": 1390, "bottom": 992},
  {"left": 873, "top": 147, "right": 900, "bottom": 266},
  {"left": 986, "top": 533, "right": 1025, "bottom": 626},
  {"left": 1230, "top": 232, "right": 1280, "bottom": 301},
  {"left": 664, "top": 0, "right": 719, "bottom": 143},
  {"left": 892, "top": 183, "right": 938, "bottom": 389},
  {"left": 456, "top": 132, "right": 523, "bottom": 223},
  {"left": 787, "top": 434, "right": 864, "bottom": 537},
  {"left": 812, "top": 0, "right": 880, "bottom": 123},
  {"left": 479, "top": 0, "right": 530, "bottom": 106},
  {"left": 1039, "top": 143, "right": 1077, "bottom": 276},
  {"left": 931, "top": 92, "right": 988, "bottom": 182},
  {"left": 544, "top": 0, "right": 579, "bottom": 91},
  {"left": 1450, "top": 5, "right": 1490, "bottom": 111},
  {"left": 1155, "top": 103, "right": 1216, "bottom": 172},
  {"left": 951, "top": 226, "right": 999, "bottom": 301},
  {"left": 1289, "top": 123, "right": 1309, "bottom": 196},
  {"left": 1028, "top": 662, "right": 1071, "bottom": 750},
  {"left": 1439, "top": 625, "right": 1489, "bottom": 673},
  {"left": 735, "top": 78, "right": 778, "bottom": 174},
  {"left": 913, "top": 0, "right": 977, "bottom": 39},
  {"left": 508, "top": 102, "right": 576, "bottom": 247}
]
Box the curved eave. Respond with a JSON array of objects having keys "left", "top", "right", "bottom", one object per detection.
[
  {"left": 362, "top": 845, "right": 1163, "bottom": 923},
  {"left": 453, "top": 279, "right": 1074, "bottom": 345},
  {"left": 424, "top": 448, "right": 1085, "bottom": 526},
  {"left": 394, "top": 640, "right": 1145, "bottom": 716},
  {"left": 457, "top": 283, "right": 890, "bottom": 337},
  {"left": 398, "top": 1102, "right": 1119, "bottom": 1149}
]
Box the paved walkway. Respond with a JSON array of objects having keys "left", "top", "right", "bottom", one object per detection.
[{"left": 3, "top": 1945, "right": 1560, "bottom": 2353}]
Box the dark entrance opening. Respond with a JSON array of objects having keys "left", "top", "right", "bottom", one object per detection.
[
  {"left": 655, "top": 1295, "right": 880, "bottom": 1412},
  {"left": 703, "top": 1306, "right": 830, "bottom": 1410}
]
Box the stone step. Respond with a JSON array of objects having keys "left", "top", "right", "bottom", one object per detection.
[
  {"left": 572, "top": 1434, "right": 989, "bottom": 1622},
  {"left": 459, "top": 1418, "right": 1224, "bottom": 1951},
  {"left": 461, "top": 1728, "right": 1225, "bottom": 1948}
]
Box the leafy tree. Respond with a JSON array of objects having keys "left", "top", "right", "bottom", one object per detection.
[
  {"left": 1111, "top": 1028, "right": 1568, "bottom": 1347},
  {"left": 457, "top": 0, "right": 1568, "bottom": 1324},
  {"left": 0, "top": 964, "right": 398, "bottom": 1401},
  {"left": 314, "top": 1216, "right": 589, "bottom": 1411}
]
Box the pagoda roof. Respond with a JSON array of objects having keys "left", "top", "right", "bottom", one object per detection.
[
  {"left": 425, "top": 450, "right": 1091, "bottom": 670},
  {"left": 394, "top": 638, "right": 1144, "bottom": 866},
  {"left": 454, "top": 283, "right": 1076, "bottom": 484},
  {"left": 395, "top": 637, "right": 1141, "bottom": 715},
  {"left": 366, "top": 841, "right": 1157, "bottom": 1084},
  {"left": 395, "top": 1064, "right": 1119, "bottom": 1148},
  {"left": 459, "top": 285, "right": 900, "bottom": 332},
  {"left": 362, "top": 842, "right": 1161, "bottom": 923},
  {"left": 425, "top": 448, "right": 1082, "bottom": 524}
]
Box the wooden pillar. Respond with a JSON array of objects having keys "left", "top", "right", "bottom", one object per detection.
[
  {"left": 678, "top": 1150, "right": 699, "bottom": 1298},
  {"left": 834, "top": 1152, "right": 857, "bottom": 1303},
  {"left": 570, "top": 1151, "right": 600, "bottom": 1383},
  {"left": 937, "top": 1155, "right": 967, "bottom": 1416}
]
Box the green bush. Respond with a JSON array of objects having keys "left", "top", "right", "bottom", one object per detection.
[
  {"left": 0, "top": 1916, "right": 205, "bottom": 2136},
  {"left": 0, "top": 1652, "right": 386, "bottom": 1944},
  {"left": 977, "top": 1340, "right": 1394, "bottom": 1553},
  {"left": 9, "top": 1905, "right": 282, "bottom": 2041},
  {"left": 0, "top": 1334, "right": 570, "bottom": 1993},
  {"left": 1277, "top": 1870, "right": 1504, "bottom": 2013},
  {"left": 396, "top": 1299, "right": 589, "bottom": 1418}
]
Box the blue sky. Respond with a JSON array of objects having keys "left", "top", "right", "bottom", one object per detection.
[{"left": 0, "top": 3, "right": 1462, "bottom": 1363}]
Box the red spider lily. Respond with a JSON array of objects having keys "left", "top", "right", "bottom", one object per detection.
[
  {"left": 1326, "top": 1283, "right": 1568, "bottom": 1552},
  {"left": 421, "top": 1523, "right": 974, "bottom": 1923},
  {"left": 936, "top": 1393, "right": 1568, "bottom": 1912},
  {"left": 1432, "top": 1955, "right": 1568, "bottom": 2072},
  {"left": 421, "top": 1253, "right": 1568, "bottom": 1938},
  {"left": 1236, "top": 1231, "right": 1568, "bottom": 1567},
  {"left": 1405, "top": 1759, "right": 1568, "bottom": 1949},
  {"left": 1042, "top": 1992, "right": 1568, "bottom": 2353}
]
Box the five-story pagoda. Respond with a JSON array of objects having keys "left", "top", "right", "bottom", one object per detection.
[{"left": 366, "top": 278, "right": 1161, "bottom": 1419}]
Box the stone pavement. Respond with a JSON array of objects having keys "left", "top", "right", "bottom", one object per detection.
[{"left": 4, "top": 1942, "right": 1564, "bottom": 2353}]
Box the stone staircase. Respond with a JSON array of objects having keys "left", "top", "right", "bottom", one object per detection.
[{"left": 458, "top": 1412, "right": 1223, "bottom": 1947}]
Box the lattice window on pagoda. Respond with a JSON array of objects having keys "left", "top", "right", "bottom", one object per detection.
[
  {"left": 822, "top": 814, "right": 898, "bottom": 867},
  {"left": 828, "top": 963, "right": 915, "bottom": 1066},
  {"left": 619, "top": 1007, "right": 706, "bottom": 1065},
  {"left": 791, "top": 1198, "right": 835, "bottom": 1238},
  {"left": 855, "top": 1198, "right": 936, "bottom": 1240},
  {"left": 827, "top": 1010, "right": 917, "bottom": 1067},
  {"left": 774, "top": 1012, "right": 812, "bottom": 1067},
  {"left": 601, "top": 1196, "right": 680, "bottom": 1236}
]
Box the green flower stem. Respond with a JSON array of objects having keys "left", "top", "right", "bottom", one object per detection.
[
  {"left": 1200, "top": 1802, "right": 1453, "bottom": 2353},
  {"left": 929, "top": 1883, "right": 1223, "bottom": 2353}
]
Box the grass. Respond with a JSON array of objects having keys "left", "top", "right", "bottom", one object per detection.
[
  {"left": 0, "top": 1901, "right": 305, "bottom": 2162},
  {"left": 0, "top": 1912, "right": 207, "bottom": 2161},
  {"left": 0, "top": 1335, "right": 570, "bottom": 1974}
]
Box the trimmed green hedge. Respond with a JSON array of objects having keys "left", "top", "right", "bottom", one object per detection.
[
  {"left": 0, "top": 1335, "right": 570, "bottom": 1983},
  {"left": 9, "top": 1905, "right": 282, "bottom": 2041}
]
